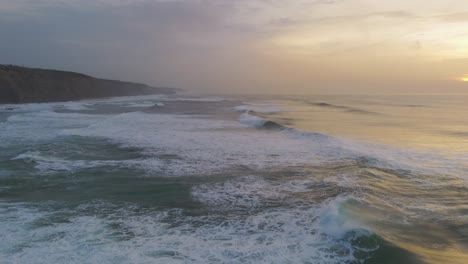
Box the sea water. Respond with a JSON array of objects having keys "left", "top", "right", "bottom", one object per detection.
[{"left": 0, "top": 94, "right": 467, "bottom": 264}]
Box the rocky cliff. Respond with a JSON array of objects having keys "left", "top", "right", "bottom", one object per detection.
[{"left": 0, "top": 65, "right": 176, "bottom": 104}]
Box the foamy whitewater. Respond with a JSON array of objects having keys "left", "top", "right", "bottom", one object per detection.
[{"left": 0, "top": 94, "right": 467, "bottom": 264}]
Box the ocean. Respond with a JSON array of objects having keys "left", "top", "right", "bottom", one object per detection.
[{"left": 0, "top": 93, "right": 467, "bottom": 264}]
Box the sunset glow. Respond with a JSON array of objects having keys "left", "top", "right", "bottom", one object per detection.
[{"left": 1, "top": 0, "right": 468, "bottom": 93}]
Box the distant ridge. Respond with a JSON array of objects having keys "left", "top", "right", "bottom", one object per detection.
[{"left": 0, "top": 65, "right": 177, "bottom": 104}]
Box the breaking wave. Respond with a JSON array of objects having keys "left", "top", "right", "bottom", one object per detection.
[{"left": 239, "top": 112, "right": 288, "bottom": 131}]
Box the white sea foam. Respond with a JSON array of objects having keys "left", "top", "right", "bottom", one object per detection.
[
  {"left": 11, "top": 151, "right": 121, "bottom": 174},
  {"left": 62, "top": 112, "right": 330, "bottom": 175},
  {"left": 0, "top": 111, "right": 105, "bottom": 146},
  {"left": 2, "top": 108, "right": 450, "bottom": 177},
  {"left": 239, "top": 112, "right": 269, "bottom": 128},
  {"left": 318, "top": 196, "right": 368, "bottom": 239},
  {"left": 192, "top": 176, "right": 286, "bottom": 209},
  {"left": 192, "top": 175, "right": 336, "bottom": 210},
  {"left": 0, "top": 100, "right": 92, "bottom": 113},
  {"left": 2, "top": 97, "right": 465, "bottom": 178},
  {"left": 61, "top": 101, "right": 93, "bottom": 111},
  {"left": 0, "top": 196, "right": 371, "bottom": 264}
]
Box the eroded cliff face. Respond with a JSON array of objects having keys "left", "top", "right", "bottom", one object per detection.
[{"left": 0, "top": 65, "right": 176, "bottom": 104}]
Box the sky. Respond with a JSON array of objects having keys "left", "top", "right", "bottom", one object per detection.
[{"left": 1, "top": 0, "right": 468, "bottom": 94}]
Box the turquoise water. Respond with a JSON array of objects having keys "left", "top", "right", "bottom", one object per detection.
[{"left": 0, "top": 94, "right": 467, "bottom": 263}]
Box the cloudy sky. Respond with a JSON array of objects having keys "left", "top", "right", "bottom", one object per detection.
[{"left": 1, "top": 0, "right": 468, "bottom": 94}]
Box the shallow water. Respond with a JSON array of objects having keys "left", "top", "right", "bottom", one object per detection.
[{"left": 0, "top": 94, "right": 467, "bottom": 263}]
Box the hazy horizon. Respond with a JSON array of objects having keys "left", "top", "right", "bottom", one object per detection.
[{"left": 1, "top": 0, "right": 468, "bottom": 94}]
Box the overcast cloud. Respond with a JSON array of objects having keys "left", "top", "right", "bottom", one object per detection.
[{"left": 1, "top": 0, "right": 468, "bottom": 94}]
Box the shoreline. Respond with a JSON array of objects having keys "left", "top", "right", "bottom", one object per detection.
[{"left": 0, "top": 64, "right": 178, "bottom": 104}]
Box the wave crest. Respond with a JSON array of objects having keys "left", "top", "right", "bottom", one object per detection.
[{"left": 239, "top": 112, "right": 288, "bottom": 131}]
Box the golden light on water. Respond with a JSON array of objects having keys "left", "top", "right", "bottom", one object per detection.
[{"left": 461, "top": 76, "right": 468, "bottom": 82}]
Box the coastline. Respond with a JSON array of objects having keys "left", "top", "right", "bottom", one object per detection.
[{"left": 0, "top": 65, "right": 178, "bottom": 104}]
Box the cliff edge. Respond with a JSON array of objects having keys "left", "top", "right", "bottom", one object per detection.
[{"left": 0, "top": 65, "right": 176, "bottom": 104}]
